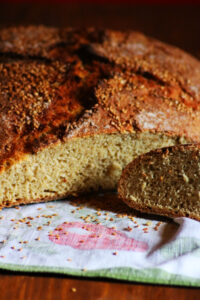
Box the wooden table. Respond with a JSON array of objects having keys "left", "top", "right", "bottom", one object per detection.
[{"left": 0, "top": 3, "right": 200, "bottom": 299}]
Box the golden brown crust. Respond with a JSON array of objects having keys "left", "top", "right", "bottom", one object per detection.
[
  {"left": 1, "top": 26, "right": 200, "bottom": 171},
  {"left": 0, "top": 192, "right": 68, "bottom": 209}
]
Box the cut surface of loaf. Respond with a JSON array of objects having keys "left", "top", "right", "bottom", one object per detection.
[
  {"left": 1, "top": 26, "right": 200, "bottom": 208},
  {"left": 118, "top": 144, "right": 200, "bottom": 221}
]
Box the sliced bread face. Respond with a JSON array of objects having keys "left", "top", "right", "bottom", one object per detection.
[
  {"left": 0, "top": 132, "right": 180, "bottom": 208},
  {"left": 118, "top": 144, "right": 200, "bottom": 221}
]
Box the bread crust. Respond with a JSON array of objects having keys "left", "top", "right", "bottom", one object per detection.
[
  {"left": 0, "top": 192, "right": 70, "bottom": 209},
  {"left": 1, "top": 26, "right": 200, "bottom": 172},
  {"left": 120, "top": 199, "right": 200, "bottom": 221}
]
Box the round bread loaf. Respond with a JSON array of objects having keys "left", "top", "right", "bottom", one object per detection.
[
  {"left": 118, "top": 144, "right": 200, "bottom": 221},
  {"left": 1, "top": 26, "right": 200, "bottom": 208}
]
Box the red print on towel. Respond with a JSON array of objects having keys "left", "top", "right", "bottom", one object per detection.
[{"left": 49, "top": 222, "right": 148, "bottom": 252}]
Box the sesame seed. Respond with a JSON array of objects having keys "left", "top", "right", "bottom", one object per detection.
[{"left": 124, "top": 226, "right": 132, "bottom": 232}]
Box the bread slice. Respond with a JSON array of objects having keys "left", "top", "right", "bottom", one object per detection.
[
  {"left": 118, "top": 144, "right": 200, "bottom": 221},
  {"left": 1, "top": 26, "right": 200, "bottom": 208}
]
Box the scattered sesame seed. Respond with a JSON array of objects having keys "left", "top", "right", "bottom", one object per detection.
[
  {"left": 124, "top": 226, "right": 132, "bottom": 232},
  {"left": 145, "top": 221, "right": 152, "bottom": 226},
  {"left": 111, "top": 232, "right": 116, "bottom": 236},
  {"left": 81, "top": 268, "right": 87, "bottom": 272}
]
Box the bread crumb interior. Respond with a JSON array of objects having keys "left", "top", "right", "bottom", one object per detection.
[
  {"left": 122, "top": 147, "right": 200, "bottom": 218},
  {"left": 0, "top": 132, "right": 184, "bottom": 207}
]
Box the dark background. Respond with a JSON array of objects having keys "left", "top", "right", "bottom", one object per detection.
[{"left": 1, "top": 3, "right": 200, "bottom": 58}]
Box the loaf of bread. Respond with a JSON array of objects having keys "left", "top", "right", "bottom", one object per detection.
[
  {"left": 1, "top": 26, "right": 200, "bottom": 208},
  {"left": 118, "top": 144, "right": 200, "bottom": 221}
]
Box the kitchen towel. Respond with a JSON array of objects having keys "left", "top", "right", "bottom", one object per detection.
[{"left": 0, "top": 193, "right": 199, "bottom": 286}]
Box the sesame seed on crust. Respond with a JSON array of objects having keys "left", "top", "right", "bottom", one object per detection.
[{"left": 0, "top": 26, "right": 200, "bottom": 173}]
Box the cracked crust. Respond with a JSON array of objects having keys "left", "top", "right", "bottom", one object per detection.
[{"left": 1, "top": 26, "right": 200, "bottom": 172}]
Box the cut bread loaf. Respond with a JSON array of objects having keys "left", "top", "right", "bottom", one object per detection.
[
  {"left": 118, "top": 144, "right": 200, "bottom": 221},
  {"left": 1, "top": 26, "right": 200, "bottom": 208}
]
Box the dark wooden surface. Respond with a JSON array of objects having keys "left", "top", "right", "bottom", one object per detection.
[
  {"left": 0, "top": 3, "right": 200, "bottom": 299},
  {"left": 0, "top": 271, "right": 199, "bottom": 300}
]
